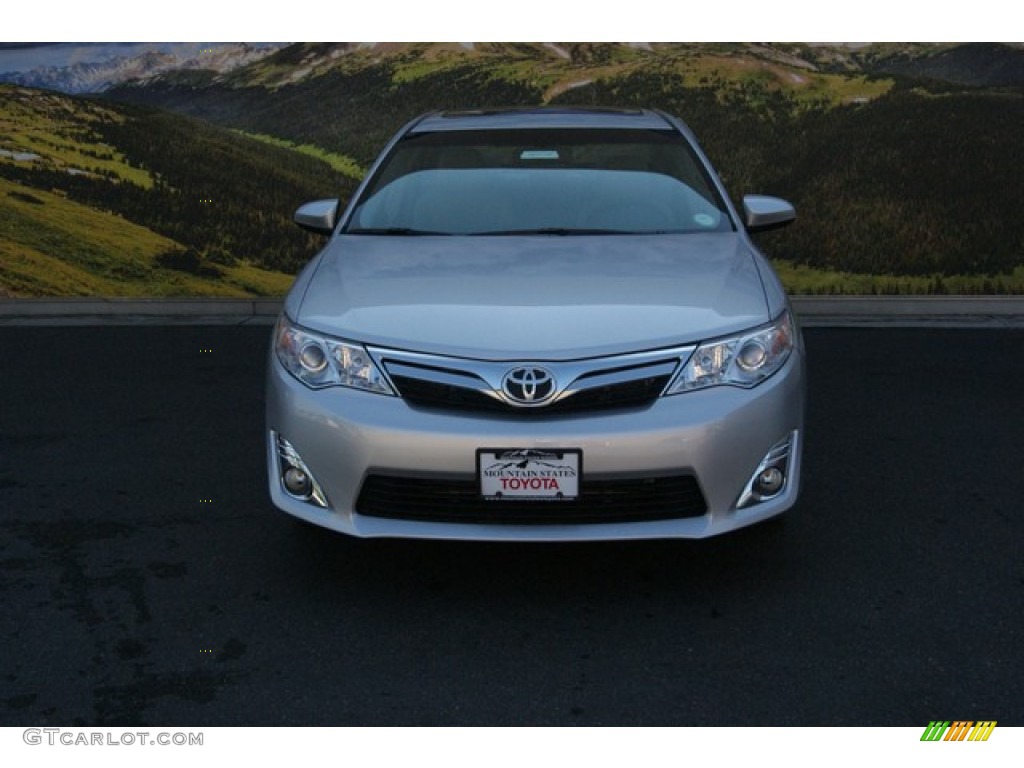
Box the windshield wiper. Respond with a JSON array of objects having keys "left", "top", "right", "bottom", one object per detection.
[
  {"left": 469, "top": 227, "right": 640, "bottom": 236},
  {"left": 345, "top": 227, "right": 451, "bottom": 236}
]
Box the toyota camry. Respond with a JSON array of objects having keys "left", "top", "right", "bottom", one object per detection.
[{"left": 266, "top": 107, "right": 805, "bottom": 540}]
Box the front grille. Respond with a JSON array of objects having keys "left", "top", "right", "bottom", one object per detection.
[
  {"left": 389, "top": 375, "right": 505, "bottom": 413},
  {"left": 371, "top": 345, "right": 694, "bottom": 418},
  {"left": 555, "top": 373, "right": 671, "bottom": 413},
  {"left": 356, "top": 474, "right": 707, "bottom": 524},
  {"left": 391, "top": 373, "right": 672, "bottom": 415}
]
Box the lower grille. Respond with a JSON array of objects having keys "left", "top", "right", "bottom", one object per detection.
[{"left": 356, "top": 474, "right": 707, "bottom": 525}]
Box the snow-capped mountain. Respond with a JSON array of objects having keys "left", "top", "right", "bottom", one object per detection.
[{"left": 0, "top": 43, "right": 286, "bottom": 94}]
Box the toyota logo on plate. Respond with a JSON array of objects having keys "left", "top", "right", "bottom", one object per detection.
[{"left": 502, "top": 367, "right": 557, "bottom": 406}]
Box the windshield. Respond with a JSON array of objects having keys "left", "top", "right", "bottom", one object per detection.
[{"left": 344, "top": 128, "right": 734, "bottom": 235}]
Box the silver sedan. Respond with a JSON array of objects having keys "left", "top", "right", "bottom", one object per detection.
[{"left": 266, "top": 107, "right": 805, "bottom": 540}]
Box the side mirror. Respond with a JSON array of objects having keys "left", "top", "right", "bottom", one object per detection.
[
  {"left": 743, "top": 195, "right": 796, "bottom": 233},
  {"left": 294, "top": 199, "right": 339, "bottom": 235}
]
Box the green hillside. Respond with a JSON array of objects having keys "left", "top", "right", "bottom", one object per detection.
[
  {"left": 4, "top": 43, "right": 1024, "bottom": 296},
  {"left": 103, "top": 43, "right": 1024, "bottom": 292},
  {"left": 0, "top": 177, "right": 292, "bottom": 297},
  {"left": 0, "top": 84, "right": 351, "bottom": 297},
  {"left": 858, "top": 42, "right": 1024, "bottom": 88},
  {"left": 0, "top": 85, "right": 153, "bottom": 187},
  {"left": 109, "top": 42, "right": 896, "bottom": 168}
]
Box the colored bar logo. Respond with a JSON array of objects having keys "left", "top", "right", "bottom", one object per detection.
[{"left": 920, "top": 721, "right": 997, "bottom": 741}]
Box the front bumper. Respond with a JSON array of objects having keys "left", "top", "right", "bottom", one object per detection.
[{"left": 265, "top": 343, "right": 805, "bottom": 541}]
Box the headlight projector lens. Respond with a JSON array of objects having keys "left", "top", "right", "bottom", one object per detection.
[
  {"left": 299, "top": 343, "right": 327, "bottom": 373},
  {"left": 737, "top": 341, "right": 767, "bottom": 371}
]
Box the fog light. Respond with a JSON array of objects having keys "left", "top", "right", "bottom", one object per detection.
[
  {"left": 273, "top": 431, "right": 328, "bottom": 508},
  {"left": 737, "top": 431, "right": 797, "bottom": 509},
  {"left": 755, "top": 467, "right": 784, "bottom": 496},
  {"left": 283, "top": 467, "right": 312, "bottom": 497}
]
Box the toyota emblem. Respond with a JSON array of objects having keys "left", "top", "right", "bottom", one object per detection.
[{"left": 501, "top": 367, "right": 557, "bottom": 406}]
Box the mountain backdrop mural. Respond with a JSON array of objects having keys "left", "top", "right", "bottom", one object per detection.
[{"left": 1, "top": 42, "right": 1022, "bottom": 297}]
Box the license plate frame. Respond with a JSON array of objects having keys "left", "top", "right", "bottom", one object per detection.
[{"left": 477, "top": 448, "right": 581, "bottom": 501}]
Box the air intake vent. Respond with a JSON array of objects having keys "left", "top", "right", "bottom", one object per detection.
[{"left": 356, "top": 475, "right": 707, "bottom": 524}]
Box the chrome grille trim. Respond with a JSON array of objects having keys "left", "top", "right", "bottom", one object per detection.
[
  {"left": 384, "top": 360, "right": 503, "bottom": 404},
  {"left": 560, "top": 360, "right": 679, "bottom": 397},
  {"left": 368, "top": 345, "right": 695, "bottom": 413}
]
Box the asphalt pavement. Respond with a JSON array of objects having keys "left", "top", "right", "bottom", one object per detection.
[{"left": 1, "top": 325, "right": 1022, "bottom": 725}]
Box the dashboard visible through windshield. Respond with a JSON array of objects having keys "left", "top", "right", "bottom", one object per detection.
[{"left": 345, "top": 128, "right": 734, "bottom": 236}]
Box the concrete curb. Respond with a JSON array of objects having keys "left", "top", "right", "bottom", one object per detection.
[
  {"left": 0, "top": 298, "right": 283, "bottom": 326},
  {"left": 0, "top": 297, "right": 1023, "bottom": 327},
  {"left": 791, "top": 297, "right": 1024, "bottom": 328}
]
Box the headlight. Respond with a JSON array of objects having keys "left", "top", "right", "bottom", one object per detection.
[
  {"left": 274, "top": 315, "right": 394, "bottom": 394},
  {"left": 666, "top": 312, "right": 794, "bottom": 394}
]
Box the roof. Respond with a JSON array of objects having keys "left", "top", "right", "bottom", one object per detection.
[{"left": 408, "top": 107, "right": 675, "bottom": 133}]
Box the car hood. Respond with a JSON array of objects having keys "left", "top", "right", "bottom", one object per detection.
[{"left": 296, "top": 233, "right": 770, "bottom": 360}]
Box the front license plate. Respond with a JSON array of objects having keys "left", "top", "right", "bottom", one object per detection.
[{"left": 478, "top": 448, "right": 581, "bottom": 501}]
